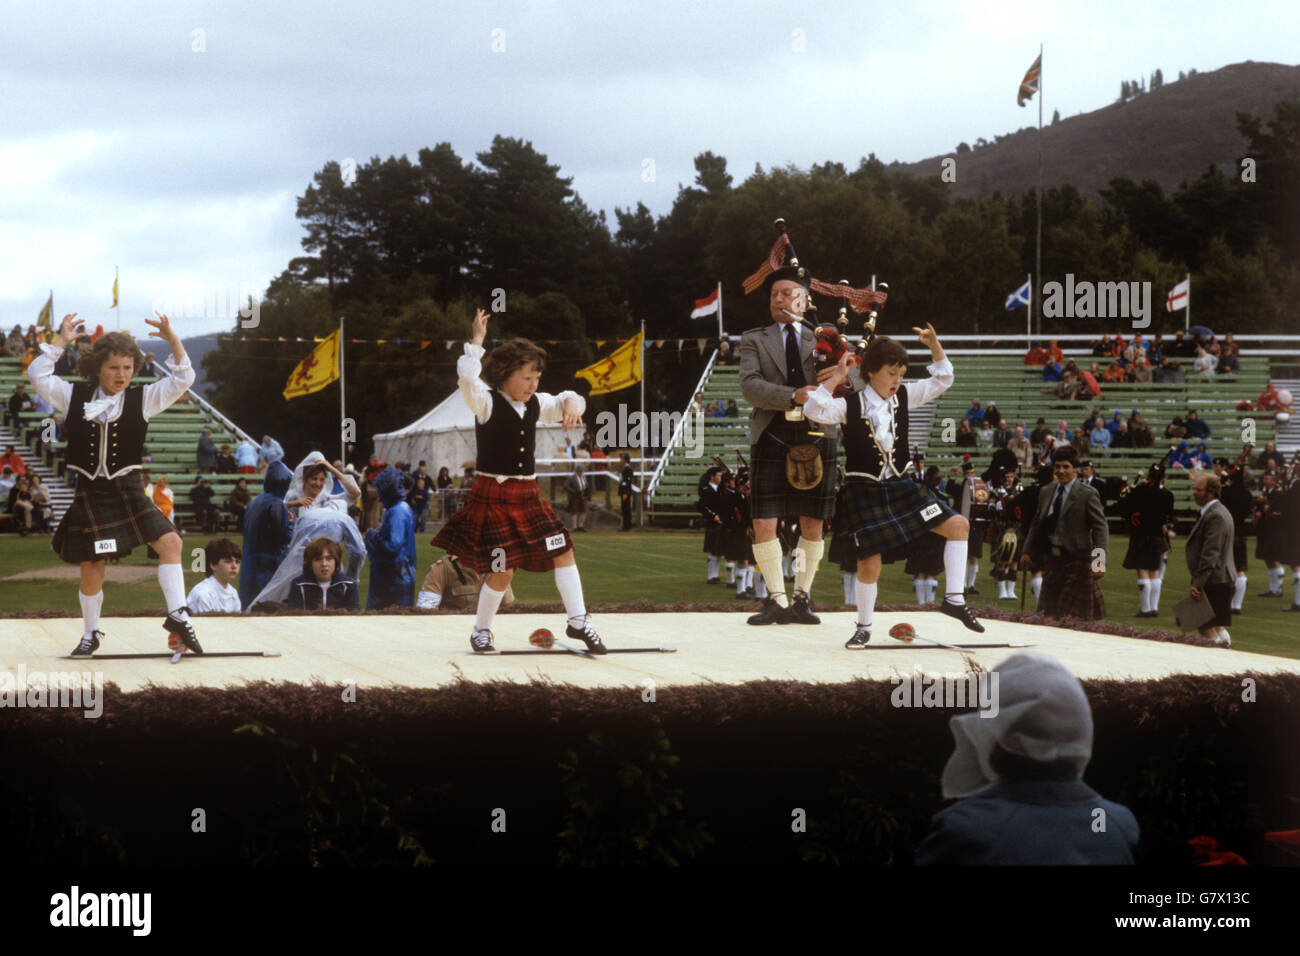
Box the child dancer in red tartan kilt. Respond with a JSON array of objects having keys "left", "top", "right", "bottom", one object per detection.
[
  {"left": 431, "top": 309, "right": 606, "bottom": 654},
  {"left": 26, "top": 312, "right": 205, "bottom": 659}
]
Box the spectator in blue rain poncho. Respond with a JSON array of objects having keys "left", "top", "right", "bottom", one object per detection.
[
  {"left": 364, "top": 466, "right": 417, "bottom": 609},
  {"left": 239, "top": 460, "right": 293, "bottom": 609}
]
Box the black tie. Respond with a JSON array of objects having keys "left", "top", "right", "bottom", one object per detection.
[
  {"left": 785, "top": 325, "right": 806, "bottom": 388},
  {"left": 1051, "top": 485, "right": 1066, "bottom": 516}
]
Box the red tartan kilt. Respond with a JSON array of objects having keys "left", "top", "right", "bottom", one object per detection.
[
  {"left": 430, "top": 475, "right": 572, "bottom": 573},
  {"left": 1040, "top": 557, "right": 1106, "bottom": 619}
]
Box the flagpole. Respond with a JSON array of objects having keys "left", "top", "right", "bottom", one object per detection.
[
  {"left": 1035, "top": 42, "right": 1043, "bottom": 341},
  {"left": 115, "top": 267, "right": 120, "bottom": 331},
  {"left": 716, "top": 281, "right": 723, "bottom": 341},
  {"left": 1026, "top": 273, "right": 1032, "bottom": 343},
  {"left": 1184, "top": 272, "right": 1190, "bottom": 333},
  {"left": 638, "top": 318, "right": 645, "bottom": 528},
  {"left": 339, "top": 315, "right": 346, "bottom": 464}
]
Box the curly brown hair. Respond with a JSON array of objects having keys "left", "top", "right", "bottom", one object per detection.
[
  {"left": 302, "top": 536, "right": 343, "bottom": 578},
  {"left": 76, "top": 332, "right": 145, "bottom": 382},
  {"left": 481, "top": 338, "right": 547, "bottom": 388}
]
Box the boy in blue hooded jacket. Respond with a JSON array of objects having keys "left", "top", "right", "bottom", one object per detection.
[
  {"left": 240, "top": 460, "right": 293, "bottom": 609},
  {"left": 364, "top": 466, "right": 417, "bottom": 609}
]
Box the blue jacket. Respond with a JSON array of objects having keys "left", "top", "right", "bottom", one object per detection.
[
  {"left": 240, "top": 461, "right": 293, "bottom": 609},
  {"left": 914, "top": 779, "right": 1139, "bottom": 865},
  {"left": 363, "top": 467, "right": 417, "bottom": 609}
]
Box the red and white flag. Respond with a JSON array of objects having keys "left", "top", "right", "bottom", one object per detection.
[
  {"left": 690, "top": 287, "right": 720, "bottom": 319},
  {"left": 1166, "top": 278, "right": 1189, "bottom": 312},
  {"left": 1017, "top": 54, "right": 1041, "bottom": 107}
]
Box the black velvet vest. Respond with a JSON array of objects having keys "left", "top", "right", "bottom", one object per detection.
[
  {"left": 475, "top": 390, "right": 541, "bottom": 475},
  {"left": 65, "top": 383, "right": 147, "bottom": 480},
  {"left": 841, "top": 387, "right": 910, "bottom": 477}
]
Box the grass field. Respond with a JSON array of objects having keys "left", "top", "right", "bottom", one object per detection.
[{"left": 1, "top": 528, "right": 1296, "bottom": 659}]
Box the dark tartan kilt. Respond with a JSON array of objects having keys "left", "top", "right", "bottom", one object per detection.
[
  {"left": 1122, "top": 534, "right": 1166, "bottom": 571},
  {"left": 702, "top": 524, "right": 727, "bottom": 556},
  {"left": 431, "top": 475, "right": 572, "bottom": 574},
  {"left": 1233, "top": 535, "right": 1247, "bottom": 573},
  {"left": 1255, "top": 529, "right": 1277, "bottom": 563},
  {"left": 1040, "top": 557, "right": 1106, "bottom": 619},
  {"left": 836, "top": 477, "right": 956, "bottom": 560},
  {"left": 52, "top": 471, "right": 175, "bottom": 564},
  {"left": 722, "top": 526, "right": 754, "bottom": 563},
  {"left": 903, "top": 531, "right": 945, "bottom": 576},
  {"left": 750, "top": 427, "right": 836, "bottom": 520}
]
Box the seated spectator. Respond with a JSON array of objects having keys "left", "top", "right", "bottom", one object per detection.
[
  {"left": 1165, "top": 417, "right": 1187, "bottom": 440},
  {"left": 1129, "top": 414, "right": 1154, "bottom": 448},
  {"left": 690, "top": 391, "right": 704, "bottom": 417},
  {"left": 1204, "top": 335, "right": 1221, "bottom": 358},
  {"left": 285, "top": 536, "right": 361, "bottom": 611},
  {"left": 1218, "top": 332, "right": 1240, "bottom": 374},
  {"left": 1024, "top": 342, "right": 1048, "bottom": 365},
  {"left": 1255, "top": 442, "right": 1285, "bottom": 472},
  {"left": 1171, "top": 329, "right": 1194, "bottom": 357},
  {"left": 1046, "top": 339, "right": 1065, "bottom": 365},
  {"left": 1112, "top": 421, "right": 1134, "bottom": 448},
  {"left": 993, "top": 419, "right": 1012, "bottom": 449},
  {"left": 1169, "top": 441, "right": 1192, "bottom": 469},
  {"left": 1040, "top": 359, "right": 1062, "bottom": 383},
  {"left": 215, "top": 444, "right": 237, "bottom": 474},
  {"left": 1185, "top": 410, "right": 1210, "bottom": 439},
  {"left": 1090, "top": 334, "right": 1113, "bottom": 357},
  {"left": 1192, "top": 346, "right": 1217, "bottom": 379},
  {"left": 983, "top": 401, "right": 1002, "bottom": 429},
  {"left": 965, "top": 400, "right": 985, "bottom": 427},
  {"left": 7, "top": 383, "right": 34, "bottom": 424},
  {"left": 6, "top": 474, "right": 35, "bottom": 536},
  {"left": 1109, "top": 334, "right": 1126, "bottom": 360},
  {"left": 976, "top": 420, "right": 995, "bottom": 448},
  {"left": 1029, "top": 418, "right": 1050, "bottom": 446},
  {"left": 1080, "top": 364, "right": 1102, "bottom": 397},
  {"left": 28, "top": 473, "right": 52, "bottom": 532},
  {"left": 1130, "top": 355, "right": 1152, "bottom": 383},
  {"left": 4, "top": 324, "right": 23, "bottom": 357},
  {"left": 235, "top": 438, "right": 259, "bottom": 474},
  {"left": 189, "top": 476, "right": 220, "bottom": 533},
  {"left": 955, "top": 419, "right": 977, "bottom": 447},
  {"left": 1121, "top": 340, "right": 1142, "bottom": 366},
  {"left": 140, "top": 352, "right": 159, "bottom": 377},
  {"left": 712, "top": 400, "right": 727, "bottom": 418},
  {"left": 716, "top": 339, "right": 736, "bottom": 365},
  {"left": 1052, "top": 421, "right": 1073, "bottom": 446},
  {"left": 153, "top": 476, "right": 175, "bottom": 522},
  {"left": 1102, "top": 361, "right": 1126, "bottom": 383},
  {"left": 913, "top": 654, "right": 1139, "bottom": 865},
  {"left": 0, "top": 444, "right": 26, "bottom": 476},
  {"left": 226, "top": 477, "right": 252, "bottom": 533},
  {"left": 186, "top": 538, "right": 243, "bottom": 613},
  {"left": 1090, "top": 419, "right": 1112, "bottom": 456},
  {"left": 1191, "top": 442, "right": 1212, "bottom": 470},
  {"left": 417, "top": 554, "right": 517, "bottom": 610},
  {"left": 1147, "top": 334, "right": 1165, "bottom": 366},
  {"left": 1009, "top": 427, "right": 1033, "bottom": 470},
  {"left": 1104, "top": 411, "right": 1125, "bottom": 437},
  {"left": 1056, "top": 371, "right": 1081, "bottom": 401},
  {"left": 0, "top": 465, "right": 14, "bottom": 500},
  {"left": 725, "top": 399, "right": 739, "bottom": 418}
]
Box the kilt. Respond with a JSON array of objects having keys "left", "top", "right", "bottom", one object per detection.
[
  {"left": 1122, "top": 534, "right": 1166, "bottom": 571},
  {"left": 750, "top": 424, "right": 836, "bottom": 521},
  {"left": 52, "top": 471, "right": 175, "bottom": 564},
  {"left": 1040, "top": 556, "right": 1106, "bottom": 619},
  {"left": 836, "top": 476, "right": 956, "bottom": 560},
  {"left": 722, "top": 526, "right": 754, "bottom": 563},
  {"left": 1204, "top": 582, "right": 1233, "bottom": 628},
  {"left": 431, "top": 475, "right": 572, "bottom": 574},
  {"left": 1233, "top": 535, "right": 1247, "bottom": 573},
  {"left": 702, "top": 524, "right": 727, "bottom": 556},
  {"left": 903, "top": 531, "right": 945, "bottom": 576}
]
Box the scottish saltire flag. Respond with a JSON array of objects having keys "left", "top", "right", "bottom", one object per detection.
[
  {"left": 1018, "top": 54, "right": 1041, "bottom": 106},
  {"left": 1005, "top": 279, "right": 1032, "bottom": 310}
]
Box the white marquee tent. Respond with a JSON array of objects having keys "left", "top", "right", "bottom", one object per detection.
[{"left": 372, "top": 389, "right": 570, "bottom": 475}]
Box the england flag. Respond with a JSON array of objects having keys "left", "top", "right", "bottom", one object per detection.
[{"left": 1166, "top": 278, "right": 1189, "bottom": 312}]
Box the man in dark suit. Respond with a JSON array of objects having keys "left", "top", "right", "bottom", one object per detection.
[
  {"left": 1020, "top": 446, "right": 1109, "bottom": 619},
  {"left": 563, "top": 465, "right": 590, "bottom": 533},
  {"left": 1187, "top": 473, "right": 1237, "bottom": 646},
  {"left": 618, "top": 452, "right": 635, "bottom": 531}
]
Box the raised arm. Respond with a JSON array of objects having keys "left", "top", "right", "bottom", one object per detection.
[
  {"left": 458, "top": 308, "right": 495, "bottom": 424},
  {"left": 25, "top": 313, "right": 79, "bottom": 413},
  {"left": 141, "top": 312, "right": 196, "bottom": 418}
]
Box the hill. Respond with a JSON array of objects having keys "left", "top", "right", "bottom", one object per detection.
[{"left": 893, "top": 61, "right": 1300, "bottom": 198}]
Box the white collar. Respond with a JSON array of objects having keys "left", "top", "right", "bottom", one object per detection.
[
  {"left": 1199, "top": 498, "right": 1219, "bottom": 517},
  {"left": 862, "top": 384, "right": 896, "bottom": 410}
]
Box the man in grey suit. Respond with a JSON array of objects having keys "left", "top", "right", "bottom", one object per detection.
[
  {"left": 1020, "top": 445, "right": 1109, "bottom": 619},
  {"left": 563, "top": 466, "right": 590, "bottom": 533},
  {"left": 1186, "top": 472, "right": 1237, "bottom": 646},
  {"left": 738, "top": 263, "right": 839, "bottom": 625}
]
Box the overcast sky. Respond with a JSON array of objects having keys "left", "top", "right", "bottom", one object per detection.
[{"left": 3, "top": 0, "right": 1295, "bottom": 338}]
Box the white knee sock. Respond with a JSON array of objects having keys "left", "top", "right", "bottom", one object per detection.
[
  {"left": 1150, "top": 577, "right": 1163, "bottom": 611},
  {"left": 736, "top": 571, "right": 747, "bottom": 595},
  {"left": 726, "top": 561, "right": 736, "bottom": 583},
  {"left": 554, "top": 564, "right": 587, "bottom": 625},
  {"left": 914, "top": 578, "right": 927, "bottom": 605},
  {"left": 474, "top": 583, "right": 506, "bottom": 632},
  {"left": 752, "top": 538, "right": 788, "bottom": 607},
  {"left": 1270, "top": 567, "right": 1283, "bottom": 593},
  {"left": 844, "top": 572, "right": 856, "bottom": 605},
  {"left": 1231, "top": 577, "right": 1246, "bottom": 611},
  {"left": 793, "top": 536, "right": 824, "bottom": 597},
  {"left": 707, "top": 555, "right": 719, "bottom": 580},
  {"left": 927, "top": 579, "right": 938, "bottom": 604},
  {"left": 1137, "top": 580, "right": 1150, "bottom": 613},
  {"left": 966, "top": 562, "right": 978, "bottom": 588},
  {"left": 943, "top": 540, "right": 968, "bottom": 605},
  {"left": 1031, "top": 576, "right": 1042, "bottom": 604},
  {"left": 755, "top": 575, "right": 768, "bottom": 599},
  {"left": 79, "top": 590, "right": 103, "bottom": 637},
  {"left": 1293, "top": 571, "right": 1300, "bottom": 605},
  {"left": 855, "top": 580, "right": 877, "bottom": 629},
  {"left": 158, "top": 563, "right": 188, "bottom": 619}
]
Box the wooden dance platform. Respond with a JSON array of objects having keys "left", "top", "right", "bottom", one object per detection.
[{"left": 4, "top": 611, "right": 1299, "bottom": 691}]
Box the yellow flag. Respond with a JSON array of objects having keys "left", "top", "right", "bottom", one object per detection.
[
  {"left": 111, "top": 275, "right": 118, "bottom": 309},
  {"left": 575, "top": 332, "right": 642, "bottom": 395},
  {"left": 283, "top": 328, "right": 340, "bottom": 400},
  {"left": 36, "top": 293, "right": 52, "bottom": 330}
]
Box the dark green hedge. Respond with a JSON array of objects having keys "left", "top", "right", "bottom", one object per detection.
[{"left": 3, "top": 674, "right": 1297, "bottom": 866}]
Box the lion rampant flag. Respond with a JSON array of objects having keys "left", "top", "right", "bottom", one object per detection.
[
  {"left": 283, "top": 329, "right": 341, "bottom": 400},
  {"left": 575, "top": 332, "right": 642, "bottom": 395}
]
